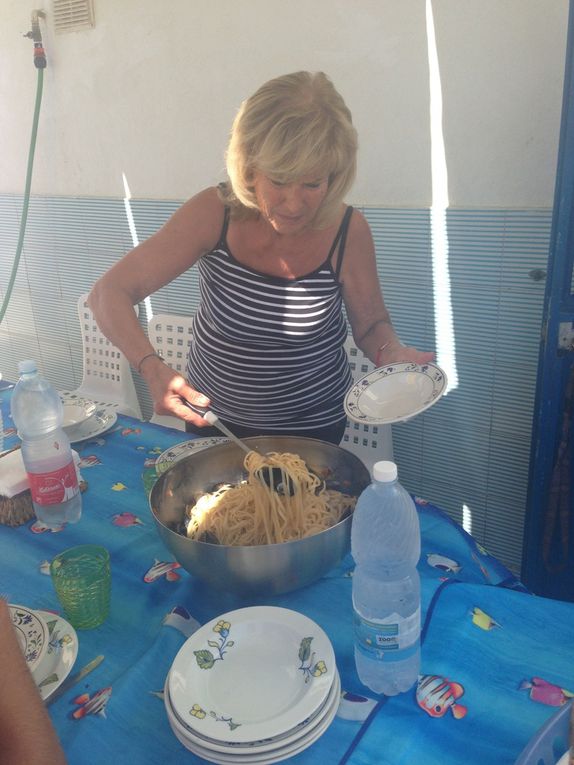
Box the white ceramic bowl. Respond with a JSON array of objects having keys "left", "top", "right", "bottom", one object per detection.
[{"left": 61, "top": 397, "right": 97, "bottom": 429}]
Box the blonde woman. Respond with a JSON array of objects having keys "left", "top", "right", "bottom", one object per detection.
[{"left": 89, "top": 71, "right": 433, "bottom": 443}]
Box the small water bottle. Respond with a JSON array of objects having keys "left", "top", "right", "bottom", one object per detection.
[
  {"left": 10, "top": 360, "right": 82, "bottom": 528},
  {"left": 351, "top": 460, "right": 421, "bottom": 695}
]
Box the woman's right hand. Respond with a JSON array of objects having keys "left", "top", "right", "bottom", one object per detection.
[{"left": 140, "top": 356, "right": 211, "bottom": 427}]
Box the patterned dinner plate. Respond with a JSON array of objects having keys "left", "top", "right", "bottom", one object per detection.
[
  {"left": 9, "top": 604, "right": 49, "bottom": 673},
  {"left": 59, "top": 392, "right": 119, "bottom": 443},
  {"left": 344, "top": 361, "right": 448, "bottom": 425},
  {"left": 155, "top": 437, "right": 230, "bottom": 476},
  {"left": 61, "top": 396, "right": 97, "bottom": 429},
  {"left": 165, "top": 667, "right": 340, "bottom": 755},
  {"left": 32, "top": 610, "right": 78, "bottom": 701},
  {"left": 166, "top": 673, "right": 341, "bottom": 764},
  {"left": 168, "top": 606, "right": 335, "bottom": 744}
]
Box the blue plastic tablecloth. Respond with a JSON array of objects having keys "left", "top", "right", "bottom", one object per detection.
[{"left": 1, "top": 383, "right": 573, "bottom": 765}]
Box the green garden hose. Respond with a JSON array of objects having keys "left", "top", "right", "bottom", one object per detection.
[{"left": 0, "top": 16, "right": 46, "bottom": 324}]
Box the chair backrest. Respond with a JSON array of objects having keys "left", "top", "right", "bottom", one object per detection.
[
  {"left": 147, "top": 313, "right": 195, "bottom": 430},
  {"left": 341, "top": 337, "right": 393, "bottom": 471},
  {"left": 147, "top": 314, "right": 195, "bottom": 376},
  {"left": 76, "top": 294, "right": 143, "bottom": 420},
  {"left": 513, "top": 700, "right": 571, "bottom": 764}
]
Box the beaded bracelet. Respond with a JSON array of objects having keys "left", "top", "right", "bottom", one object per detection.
[{"left": 136, "top": 351, "right": 163, "bottom": 374}]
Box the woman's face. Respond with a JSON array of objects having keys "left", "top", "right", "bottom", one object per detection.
[{"left": 252, "top": 172, "right": 329, "bottom": 235}]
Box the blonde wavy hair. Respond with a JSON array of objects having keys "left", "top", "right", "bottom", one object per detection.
[{"left": 220, "top": 71, "right": 358, "bottom": 229}]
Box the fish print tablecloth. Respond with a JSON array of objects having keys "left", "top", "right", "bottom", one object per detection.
[{"left": 1, "top": 383, "right": 573, "bottom": 765}]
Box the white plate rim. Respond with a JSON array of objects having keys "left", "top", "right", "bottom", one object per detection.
[
  {"left": 66, "top": 408, "right": 118, "bottom": 443},
  {"left": 61, "top": 396, "right": 97, "bottom": 428},
  {"left": 9, "top": 604, "right": 49, "bottom": 672},
  {"left": 344, "top": 361, "right": 447, "bottom": 425},
  {"left": 165, "top": 669, "right": 340, "bottom": 753},
  {"left": 167, "top": 673, "right": 340, "bottom": 764},
  {"left": 155, "top": 437, "right": 230, "bottom": 475},
  {"left": 168, "top": 606, "right": 335, "bottom": 744},
  {"left": 32, "top": 610, "right": 78, "bottom": 701}
]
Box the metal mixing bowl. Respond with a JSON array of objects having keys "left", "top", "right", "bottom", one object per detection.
[{"left": 149, "top": 436, "right": 370, "bottom": 596}]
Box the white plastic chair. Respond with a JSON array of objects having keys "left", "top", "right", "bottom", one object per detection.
[
  {"left": 342, "top": 337, "right": 393, "bottom": 471},
  {"left": 147, "top": 313, "right": 195, "bottom": 430},
  {"left": 65, "top": 294, "right": 143, "bottom": 420}
]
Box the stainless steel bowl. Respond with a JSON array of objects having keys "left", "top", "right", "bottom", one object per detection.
[{"left": 149, "top": 436, "right": 370, "bottom": 596}]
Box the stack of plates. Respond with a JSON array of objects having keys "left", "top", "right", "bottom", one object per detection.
[
  {"left": 164, "top": 606, "right": 340, "bottom": 765},
  {"left": 9, "top": 603, "right": 78, "bottom": 701}
]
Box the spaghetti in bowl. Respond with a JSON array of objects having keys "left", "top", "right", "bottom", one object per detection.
[{"left": 149, "top": 436, "right": 370, "bottom": 596}]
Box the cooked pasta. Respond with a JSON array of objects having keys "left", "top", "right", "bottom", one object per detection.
[{"left": 185, "top": 451, "right": 356, "bottom": 546}]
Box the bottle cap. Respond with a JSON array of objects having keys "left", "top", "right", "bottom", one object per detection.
[
  {"left": 18, "top": 359, "right": 37, "bottom": 374},
  {"left": 373, "top": 460, "right": 398, "bottom": 482}
]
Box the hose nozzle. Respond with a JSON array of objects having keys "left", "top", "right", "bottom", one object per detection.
[{"left": 24, "top": 10, "right": 47, "bottom": 68}]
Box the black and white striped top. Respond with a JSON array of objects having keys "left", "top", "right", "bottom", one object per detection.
[{"left": 186, "top": 206, "right": 354, "bottom": 430}]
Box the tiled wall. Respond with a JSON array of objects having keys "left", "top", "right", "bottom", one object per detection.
[{"left": 0, "top": 194, "right": 552, "bottom": 573}]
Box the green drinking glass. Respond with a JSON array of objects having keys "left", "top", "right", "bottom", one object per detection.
[{"left": 50, "top": 544, "right": 111, "bottom": 629}]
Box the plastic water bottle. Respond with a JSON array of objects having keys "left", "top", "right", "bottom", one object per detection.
[
  {"left": 10, "top": 360, "right": 82, "bottom": 528},
  {"left": 351, "top": 460, "right": 421, "bottom": 695}
]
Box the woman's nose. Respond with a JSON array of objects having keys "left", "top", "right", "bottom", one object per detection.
[{"left": 281, "top": 184, "right": 303, "bottom": 210}]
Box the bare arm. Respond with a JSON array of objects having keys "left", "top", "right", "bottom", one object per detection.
[
  {"left": 0, "top": 599, "right": 67, "bottom": 765},
  {"left": 88, "top": 187, "right": 224, "bottom": 425},
  {"left": 341, "top": 211, "right": 434, "bottom": 366}
]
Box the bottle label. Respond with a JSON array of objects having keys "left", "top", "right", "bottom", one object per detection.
[
  {"left": 354, "top": 607, "right": 421, "bottom": 661},
  {"left": 28, "top": 460, "right": 79, "bottom": 506}
]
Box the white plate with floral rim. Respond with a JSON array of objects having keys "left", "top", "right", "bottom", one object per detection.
[
  {"left": 9, "top": 604, "right": 49, "bottom": 673},
  {"left": 168, "top": 606, "right": 335, "bottom": 744},
  {"left": 59, "top": 392, "right": 119, "bottom": 443},
  {"left": 32, "top": 610, "right": 78, "bottom": 702},
  {"left": 155, "top": 437, "right": 230, "bottom": 476},
  {"left": 344, "top": 361, "right": 448, "bottom": 425},
  {"left": 61, "top": 396, "right": 97, "bottom": 429},
  {"left": 166, "top": 672, "right": 340, "bottom": 764},
  {"left": 164, "top": 667, "right": 339, "bottom": 754}
]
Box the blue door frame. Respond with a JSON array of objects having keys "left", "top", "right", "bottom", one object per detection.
[{"left": 522, "top": 0, "right": 574, "bottom": 599}]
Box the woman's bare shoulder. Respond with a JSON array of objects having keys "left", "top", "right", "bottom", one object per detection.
[{"left": 346, "top": 207, "right": 375, "bottom": 254}]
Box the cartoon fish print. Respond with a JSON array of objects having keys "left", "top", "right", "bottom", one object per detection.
[
  {"left": 30, "top": 520, "right": 65, "bottom": 534},
  {"left": 416, "top": 675, "right": 468, "bottom": 719},
  {"left": 143, "top": 559, "right": 181, "bottom": 583},
  {"left": 475, "top": 542, "right": 489, "bottom": 556},
  {"left": 518, "top": 677, "right": 574, "bottom": 707},
  {"left": 39, "top": 560, "right": 51, "bottom": 575},
  {"left": 426, "top": 553, "right": 462, "bottom": 574},
  {"left": 112, "top": 512, "right": 143, "bottom": 527},
  {"left": 79, "top": 454, "right": 101, "bottom": 468},
  {"left": 163, "top": 605, "right": 201, "bottom": 638},
  {"left": 337, "top": 690, "right": 378, "bottom": 721},
  {"left": 143, "top": 457, "right": 158, "bottom": 469},
  {"left": 111, "top": 482, "right": 127, "bottom": 491},
  {"left": 121, "top": 427, "right": 141, "bottom": 436},
  {"left": 471, "top": 552, "right": 491, "bottom": 582},
  {"left": 71, "top": 687, "right": 112, "bottom": 719},
  {"left": 471, "top": 607, "right": 501, "bottom": 631}
]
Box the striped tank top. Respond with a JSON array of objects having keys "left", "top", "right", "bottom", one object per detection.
[{"left": 186, "top": 206, "right": 354, "bottom": 431}]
